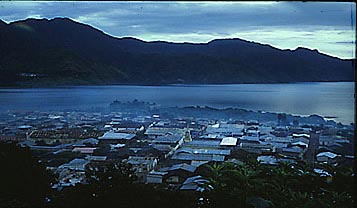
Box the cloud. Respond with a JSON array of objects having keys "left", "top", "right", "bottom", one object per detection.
[{"left": 0, "top": 1, "right": 355, "bottom": 59}]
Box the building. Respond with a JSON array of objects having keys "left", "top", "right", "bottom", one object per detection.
[
  {"left": 144, "top": 127, "right": 186, "bottom": 140},
  {"left": 98, "top": 131, "right": 136, "bottom": 144},
  {"left": 316, "top": 151, "right": 340, "bottom": 163},
  {"left": 184, "top": 140, "right": 221, "bottom": 149},
  {"left": 152, "top": 134, "right": 185, "bottom": 156},
  {"left": 319, "top": 135, "right": 350, "bottom": 147},
  {"left": 124, "top": 156, "right": 158, "bottom": 182},
  {"left": 72, "top": 138, "right": 99, "bottom": 147},
  {"left": 204, "top": 123, "right": 244, "bottom": 137},
  {"left": 220, "top": 137, "right": 238, "bottom": 147},
  {"left": 281, "top": 146, "right": 305, "bottom": 159},
  {"left": 72, "top": 147, "right": 97, "bottom": 154},
  {"left": 58, "top": 158, "right": 90, "bottom": 171},
  {"left": 257, "top": 155, "right": 279, "bottom": 165},
  {"left": 241, "top": 135, "right": 260, "bottom": 142},
  {"left": 239, "top": 141, "right": 275, "bottom": 154},
  {"left": 146, "top": 171, "right": 168, "bottom": 184},
  {"left": 160, "top": 163, "right": 197, "bottom": 184},
  {"left": 171, "top": 148, "right": 227, "bottom": 163},
  {"left": 180, "top": 175, "right": 210, "bottom": 192}
]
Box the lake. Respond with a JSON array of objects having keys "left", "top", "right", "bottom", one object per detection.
[{"left": 0, "top": 82, "right": 354, "bottom": 124}]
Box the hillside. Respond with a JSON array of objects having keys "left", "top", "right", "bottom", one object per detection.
[{"left": 0, "top": 18, "right": 354, "bottom": 87}]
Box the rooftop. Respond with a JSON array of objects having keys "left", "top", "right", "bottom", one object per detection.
[
  {"left": 316, "top": 151, "right": 339, "bottom": 158},
  {"left": 220, "top": 137, "right": 238, "bottom": 146},
  {"left": 98, "top": 132, "right": 136, "bottom": 140}
]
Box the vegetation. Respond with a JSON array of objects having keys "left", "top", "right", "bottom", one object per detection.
[
  {"left": 197, "top": 161, "right": 354, "bottom": 208},
  {"left": 0, "top": 141, "right": 354, "bottom": 208},
  {"left": 0, "top": 142, "right": 53, "bottom": 208},
  {"left": 0, "top": 18, "right": 354, "bottom": 87}
]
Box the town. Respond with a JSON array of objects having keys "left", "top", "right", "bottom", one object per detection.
[{"left": 0, "top": 100, "right": 354, "bottom": 194}]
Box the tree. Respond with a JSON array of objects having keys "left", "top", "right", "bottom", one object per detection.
[
  {"left": 52, "top": 160, "right": 197, "bottom": 208},
  {"left": 0, "top": 142, "right": 53, "bottom": 208},
  {"left": 199, "top": 161, "right": 354, "bottom": 208}
]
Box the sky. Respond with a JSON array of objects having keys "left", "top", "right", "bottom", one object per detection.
[{"left": 0, "top": 1, "right": 355, "bottom": 59}]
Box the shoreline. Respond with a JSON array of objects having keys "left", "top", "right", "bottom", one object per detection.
[
  {"left": 0, "top": 81, "right": 354, "bottom": 89},
  {"left": 2, "top": 103, "right": 352, "bottom": 126}
]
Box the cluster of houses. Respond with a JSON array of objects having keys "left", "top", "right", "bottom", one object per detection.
[{"left": 0, "top": 110, "right": 354, "bottom": 191}]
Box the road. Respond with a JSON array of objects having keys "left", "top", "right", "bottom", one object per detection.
[{"left": 304, "top": 133, "right": 320, "bottom": 163}]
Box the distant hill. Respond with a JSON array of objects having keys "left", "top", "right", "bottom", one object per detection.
[{"left": 0, "top": 18, "right": 354, "bottom": 87}]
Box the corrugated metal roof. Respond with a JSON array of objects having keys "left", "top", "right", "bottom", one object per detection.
[
  {"left": 316, "top": 151, "right": 339, "bottom": 158},
  {"left": 176, "top": 147, "right": 231, "bottom": 155},
  {"left": 170, "top": 163, "right": 197, "bottom": 173},
  {"left": 172, "top": 153, "right": 225, "bottom": 162},
  {"left": 185, "top": 140, "right": 221, "bottom": 147},
  {"left": 220, "top": 137, "right": 238, "bottom": 146},
  {"left": 98, "top": 132, "right": 136, "bottom": 140}
]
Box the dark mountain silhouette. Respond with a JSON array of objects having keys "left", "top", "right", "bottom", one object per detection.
[{"left": 0, "top": 17, "right": 354, "bottom": 87}]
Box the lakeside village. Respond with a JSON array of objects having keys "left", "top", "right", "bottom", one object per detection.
[{"left": 0, "top": 100, "right": 354, "bottom": 192}]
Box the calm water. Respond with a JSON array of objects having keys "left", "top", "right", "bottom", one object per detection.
[{"left": 0, "top": 82, "right": 354, "bottom": 124}]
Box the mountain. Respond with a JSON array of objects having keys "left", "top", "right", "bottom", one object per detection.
[{"left": 0, "top": 17, "right": 354, "bottom": 87}]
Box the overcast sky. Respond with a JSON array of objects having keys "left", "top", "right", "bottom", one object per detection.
[{"left": 0, "top": 1, "right": 355, "bottom": 59}]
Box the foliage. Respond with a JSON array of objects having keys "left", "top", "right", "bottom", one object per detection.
[
  {"left": 0, "top": 142, "right": 53, "bottom": 208},
  {"left": 1, "top": 141, "right": 353, "bottom": 208},
  {"left": 198, "top": 161, "right": 354, "bottom": 208},
  {"left": 1, "top": 18, "right": 354, "bottom": 87},
  {"left": 51, "top": 161, "right": 197, "bottom": 208}
]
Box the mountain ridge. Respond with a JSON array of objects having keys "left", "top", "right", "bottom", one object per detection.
[{"left": 0, "top": 17, "right": 354, "bottom": 87}]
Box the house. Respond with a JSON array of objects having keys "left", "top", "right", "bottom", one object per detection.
[
  {"left": 258, "top": 126, "right": 273, "bottom": 135},
  {"left": 85, "top": 155, "right": 107, "bottom": 162},
  {"left": 257, "top": 155, "right": 279, "bottom": 165},
  {"left": 54, "top": 169, "right": 87, "bottom": 188},
  {"left": 171, "top": 149, "right": 226, "bottom": 162},
  {"left": 110, "top": 143, "right": 126, "bottom": 151},
  {"left": 260, "top": 135, "right": 292, "bottom": 150},
  {"left": 220, "top": 137, "right": 238, "bottom": 147},
  {"left": 262, "top": 135, "right": 293, "bottom": 143},
  {"left": 313, "top": 168, "right": 332, "bottom": 177},
  {"left": 291, "top": 141, "right": 308, "bottom": 149},
  {"left": 257, "top": 155, "right": 296, "bottom": 165},
  {"left": 199, "top": 133, "right": 223, "bottom": 140},
  {"left": 124, "top": 156, "right": 158, "bottom": 182},
  {"left": 241, "top": 135, "right": 260, "bottom": 142},
  {"left": 18, "top": 125, "right": 33, "bottom": 131},
  {"left": 146, "top": 171, "right": 168, "bottom": 184},
  {"left": 180, "top": 175, "right": 210, "bottom": 192},
  {"left": 109, "top": 121, "right": 145, "bottom": 134},
  {"left": 239, "top": 141, "right": 275, "bottom": 154},
  {"left": 72, "top": 138, "right": 99, "bottom": 147},
  {"left": 316, "top": 151, "right": 340, "bottom": 163},
  {"left": 160, "top": 163, "right": 197, "bottom": 184},
  {"left": 184, "top": 140, "right": 221, "bottom": 149},
  {"left": 292, "top": 136, "right": 310, "bottom": 146},
  {"left": 144, "top": 127, "right": 186, "bottom": 140},
  {"left": 281, "top": 146, "right": 305, "bottom": 159},
  {"left": 176, "top": 147, "right": 231, "bottom": 156},
  {"left": 246, "top": 129, "right": 259, "bottom": 137},
  {"left": 204, "top": 123, "right": 244, "bottom": 137},
  {"left": 98, "top": 131, "right": 136, "bottom": 144},
  {"left": 292, "top": 133, "right": 310, "bottom": 139},
  {"left": 58, "top": 158, "right": 90, "bottom": 171},
  {"left": 319, "top": 135, "right": 349, "bottom": 147},
  {"left": 152, "top": 134, "right": 185, "bottom": 155},
  {"left": 72, "top": 147, "right": 97, "bottom": 154}
]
